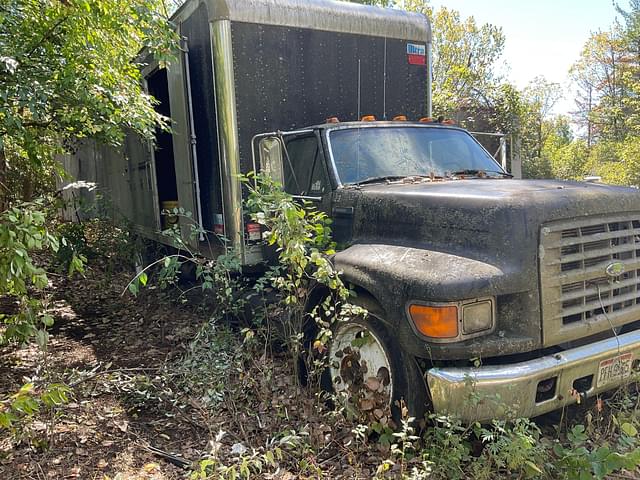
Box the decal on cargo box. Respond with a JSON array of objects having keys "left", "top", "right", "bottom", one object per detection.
[{"left": 407, "top": 43, "right": 426, "bottom": 65}]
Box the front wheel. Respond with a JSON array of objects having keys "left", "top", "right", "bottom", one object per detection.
[{"left": 324, "top": 313, "right": 428, "bottom": 424}]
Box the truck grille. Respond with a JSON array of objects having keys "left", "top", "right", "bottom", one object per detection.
[{"left": 539, "top": 213, "right": 640, "bottom": 346}]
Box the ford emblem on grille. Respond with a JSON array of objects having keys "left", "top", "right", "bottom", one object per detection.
[{"left": 605, "top": 261, "right": 626, "bottom": 278}]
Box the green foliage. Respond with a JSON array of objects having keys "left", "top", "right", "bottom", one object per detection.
[
  {"left": 549, "top": 423, "right": 640, "bottom": 480},
  {"left": 585, "top": 138, "right": 640, "bottom": 186},
  {"left": 470, "top": 418, "right": 545, "bottom": 479},
  {"left": 0, "top": 201, "right": 56, "bottom": 297},
  {"left": 429, "top": 6, "right": 505, "bottom": 117},
  {"left": 0, "top": 0, "right": 178, "bottom": 205},
  {"left": 243, "top": 172, "right": 352, "bottom": 378},
  {"left": 0, "top": 383, "right": 70, "bottom": 434},
  {"left": 521, "top": 77, "right": 563, "bottom": 162},
  {"left": 371, "top": 411, "right": 640, "bottom": 479},
  {"left": 0, "top": 3, "right": 168, "bottom": 435},
  {"left": 547, "top": 0, "right": 640, "bottom": 185},
  {"left": 190, "top": 441, "right": 283, "bottom": 480},
  {"left": 0, "top": 199, "right": 84, "bottom": 346},
  {"left": 547, "top": 140, "right": 589, "bottom": 181},
  {"left": 126, "top": 208, "right": 246, "bottom": 325},
  {"left": 58, "top": 217, "right": 139, "bottom": 274},
  {"left": 0, "top": 198, "right": 85, "bottom": 440},
  {"left": 570, "top": 28, "right": 626, "bottom": 144},
  {"left": 172, "top": 321, "right": 244, "bottom": 409},
  {"left": 0, "top": 383, "right": 71, "bottom": 433},
  {"left": 243, "top": 173, "right": 339, "bottom": 278}
]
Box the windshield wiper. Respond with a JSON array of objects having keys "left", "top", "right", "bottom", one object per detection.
[
  {"left": 451, "top": 169, "right": 513, "bottom": 178},
  {"left": 349, "top": 174, "right": 451, "bottom": 186},
  {"left": 350, "top": 175, "right": 420, "bottom": 186}
]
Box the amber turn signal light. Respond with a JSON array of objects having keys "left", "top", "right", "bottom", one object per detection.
[{"left": 409, "top": 304, "right": 459, "bottom": 339}]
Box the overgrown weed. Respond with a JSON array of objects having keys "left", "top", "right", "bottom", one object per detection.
[
  {"left": 9, "top": 179, "right": 640, "bottom": 479},
  {"left": 128, "top": 175, "right": 640, "bottom": 479}
]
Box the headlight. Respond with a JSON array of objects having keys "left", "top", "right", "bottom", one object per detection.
[
  {"left": 408, "top": 298, "right": 495, "bottom": 342},
  {"left": 462, "top": 299, "right": 494, "bottom": 334}
]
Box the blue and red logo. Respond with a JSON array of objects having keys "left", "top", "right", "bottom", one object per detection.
[{"left": 407, "top": 43, "right": 426, "bottom": 66}]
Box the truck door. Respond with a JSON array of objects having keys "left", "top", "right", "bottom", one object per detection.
[{"left": 282, "top": 133, "right": 332, "bottom": 213}]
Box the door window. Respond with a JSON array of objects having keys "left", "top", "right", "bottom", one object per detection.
[{"left": 283, "top": 136, "right": 329, "bottom": 196}]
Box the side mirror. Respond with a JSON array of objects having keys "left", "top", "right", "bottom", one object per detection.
[{"left": 258, "top": 136, "right": 284, "bottom": 185}]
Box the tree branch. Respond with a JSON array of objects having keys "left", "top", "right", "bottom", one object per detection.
[{"left": 23, "top": 12, "right": 71, "bottom": 59}]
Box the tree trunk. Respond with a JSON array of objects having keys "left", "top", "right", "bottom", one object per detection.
[
  {"left": 0, "top": 147, "right": 7, "bottom": 212},
  {"left": 21, "top": 175, "right": 33, "bottom": 203},
  {"left": 587, "top": 86, "right": 593, "bottom": 149}
]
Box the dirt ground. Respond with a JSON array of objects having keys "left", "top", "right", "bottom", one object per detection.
[
  {"left": 0, "top": 257, "right": 383, "bottom": 480},
  {"left": 0, "top": 262, "right": 202, "bottom": 479}
]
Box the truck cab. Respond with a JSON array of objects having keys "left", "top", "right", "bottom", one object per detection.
[{"left": 255, "top": 118, "right": 640, "bottom": 421}]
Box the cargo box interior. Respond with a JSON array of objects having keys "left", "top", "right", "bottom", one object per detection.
[{"left": 146, "top": 68, "right": 178, "bottom": 218}]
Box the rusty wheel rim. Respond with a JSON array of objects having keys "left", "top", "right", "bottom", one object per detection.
[{"left": 329, "top": 322, "right": 393, "bottom": 403}]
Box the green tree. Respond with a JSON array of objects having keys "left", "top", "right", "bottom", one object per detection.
[
  {"left": 427, "top": 6, "right": 505, "bottom": 116},
  {"left": 497, "top": 77, "right": 564, "bottom": 179},
  {"left": 616, "top": 0, "right": 640, "bottom": 136},
  {"left": 522, "top": 76, "right": 563, "bottom": 159},
  {"left": 0, "top": 0, "right": 178, "bottom": 207},
  {"left": 570, "top": 29, "right": 626, "bottom": 143},
  {"left": 547, "top": 137, "right": 589, "bottom": 181}
]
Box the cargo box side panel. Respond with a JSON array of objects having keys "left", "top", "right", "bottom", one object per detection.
[
  {"left": 230, "top": 22, "right": 428, "bottom": 173},
  {"left": 182, "top": 3, "right": 223, "bottom": 232},
  {"left": 61, "top": 141, "right": 134, "bottom": 224},
  {"left": 98, "top": 143, "right": 134, "bottom": 222},
  {"left": 385, "top": 38, "right": 429, "bottom": 120}
]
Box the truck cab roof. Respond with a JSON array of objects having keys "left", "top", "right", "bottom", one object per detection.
[{"left": 307, "top": 120, "right": 465, "bottom": 132}]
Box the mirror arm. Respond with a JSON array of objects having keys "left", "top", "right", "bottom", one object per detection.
[{"left": 291, "top": 195, "right": 322, "bottom": 202}]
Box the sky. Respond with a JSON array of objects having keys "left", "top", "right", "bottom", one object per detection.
[{"left": 427, "top": 0, "right": 629, "bottom": 115}]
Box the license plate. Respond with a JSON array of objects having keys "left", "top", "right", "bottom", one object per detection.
[{"left": 597, "top": 353, "right": 633, "bottom": 388}]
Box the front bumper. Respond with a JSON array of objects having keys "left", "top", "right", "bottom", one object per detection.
[{"left": 427, "top": 329, "right": 640, "bottom": 421}]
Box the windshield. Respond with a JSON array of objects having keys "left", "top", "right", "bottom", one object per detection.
[{"left": 328, "top": 126, "right": 506, "bottom": 184}]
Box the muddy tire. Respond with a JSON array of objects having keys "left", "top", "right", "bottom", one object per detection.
[{"left": 322, "top": 312, "right": 428, "bottom": 424}]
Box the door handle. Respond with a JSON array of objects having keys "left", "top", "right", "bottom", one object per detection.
[{"left": 332, "top": 206, "right": 354, "bottom": 216}]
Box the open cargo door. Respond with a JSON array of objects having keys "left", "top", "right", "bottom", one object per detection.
[
  {"left": 166, "top": 41, "right": 202, "bottom": 250},
  {"left": 124, "top": 132, "right": 160, "bottom": 232}
]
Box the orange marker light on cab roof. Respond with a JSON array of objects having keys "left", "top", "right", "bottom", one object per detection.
[
  {"left": 361, "top": 115, "right": 376, "bottom": 121},
  {"left": 393, "top": 115, "right": 407, "bottom": 121},
  {"left": 409, "top": 304, "right": 459, "bottom": 339},
  {"left": 419, "top": 117, "right": 433, "bottom": 123},
  {"left": 326, "top": 116, "right": 340, "bottom": 123},
  {"left": 442, "top": 119, "right": 456, "bottom": 125}
]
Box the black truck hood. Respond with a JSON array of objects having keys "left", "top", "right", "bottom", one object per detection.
[
  {"left": 336, "top": 179, "right": 640, "bottom": 269},
  {"left": 330, "top": 179, "right": 640, "bottom": 358}
]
